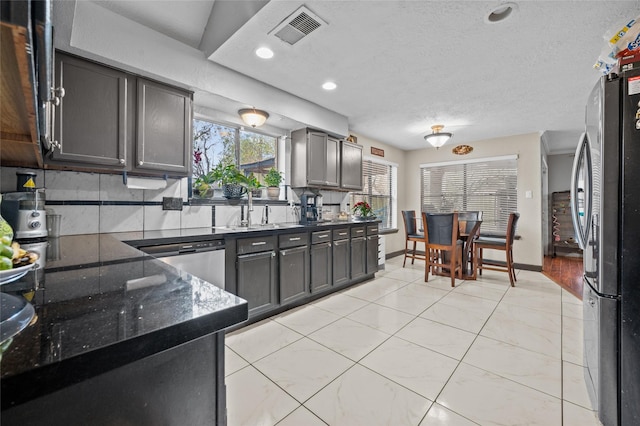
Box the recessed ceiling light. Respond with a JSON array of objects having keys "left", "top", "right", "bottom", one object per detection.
[
  {"left": 322, "top": 81, "right": 337, "bottom": 90},
  {"left": 255, "top": 47, "right": 274, "bottom": 59},
  {"left": 485, "top": 2, "right": 518, "bottom": 24}
]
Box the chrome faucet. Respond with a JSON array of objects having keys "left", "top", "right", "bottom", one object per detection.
[
  {"left": 262, "top": 204, "right": 270, "bottom": 225},
  {"left": 240, "top": 190, "right": 253, "bottom": 228}
]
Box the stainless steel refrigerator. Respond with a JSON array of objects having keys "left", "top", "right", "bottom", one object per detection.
[{"left": 571, "top": 66, "right": 640, "bottom": 426}]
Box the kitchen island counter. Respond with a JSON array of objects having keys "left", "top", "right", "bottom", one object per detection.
[{"left": 1, "top": 233, "right": 248, "bottom": 425}]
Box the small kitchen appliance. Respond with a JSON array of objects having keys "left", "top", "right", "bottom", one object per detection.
[
  {"left": 299, "top": 193, "right": 321, "bottom": 224},
  {"left": 1, "top": 190, "right": 48, "bottom": 240}
]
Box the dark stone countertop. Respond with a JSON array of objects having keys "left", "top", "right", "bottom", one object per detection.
[
  {"left": 0, "top": 220, "right": 379, "bottom": 408},
  {"left": 0, "top": 233, "right": 248, "bottom": 409}
]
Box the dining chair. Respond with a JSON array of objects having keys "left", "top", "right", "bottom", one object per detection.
[
  {"left": 458, "top": 211, "right": 483, "bottom": 234},
  {"left": 475, "top": 212, "right": 520, "bottom": 286},
  {"left": 401, "top": 210, "right": 425, "bottom": 267},
  {"left": 422, "top": 212, "right": 462, "bottom": 287}
]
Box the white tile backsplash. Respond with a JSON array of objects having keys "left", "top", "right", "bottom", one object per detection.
[
  {"left": 181, "top": 205, "right": 212, "bottom": 229},
  {"left": 55, "top": 205, "right": 100, "bottom": 235},
  {"left": 99, "top": 205, "right": 144, "bottom": 233},
  {"left": 45, "top": 171, "right": 100, "bottom": 201},
  {"left": 143, "top": 178, "right": 182, "bottom": 202},
  {"left": 144, "top": 205, "right": 181, "bottom": 230}
]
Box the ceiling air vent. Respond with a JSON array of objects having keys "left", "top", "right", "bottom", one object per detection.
[{"left": 269, "top": 6, "right": 326, "bottom": 45}]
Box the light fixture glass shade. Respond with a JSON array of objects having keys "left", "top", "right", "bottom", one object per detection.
[
  {"left": 424, "top": 124, "right": 452, "bottom": 148},
  {"left": 238, "top": 108, "right": 269, "bottom": 127}
]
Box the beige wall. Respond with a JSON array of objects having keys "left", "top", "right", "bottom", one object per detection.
[{"left": 403, "top": 133, "right": 543, "bottom": 268}]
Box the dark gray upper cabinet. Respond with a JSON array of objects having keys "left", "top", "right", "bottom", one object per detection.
[
  {"left": 340, "top": 141, "right": 363, "bottom": 191},
  {"left": 135, "top": 78, "right": 191, "bottom": 175},
  {"left": 47, "top": 53, "right": 192, "bottom": 177},
  {"left": 49, "top": 53, "right": 131, "bottom": 169},
  {"left": 291, "top": 129, "right": 340, "bottom": 189}
]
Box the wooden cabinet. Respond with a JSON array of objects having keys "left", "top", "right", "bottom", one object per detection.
[
  {"left": 291, "top": 129, "right": 340, "bottom": 189},
  {"left": 350, "top": 236, "right": 367, "bottom": 281},
  {"left": 551, "top": 191, "right": 582, "bottom": 257},
  {"left": 49, "top": 53, "right": 131, "bottom": 169},
  {"left": 47, "top": 53, "right": 192, "bottom": 176},
  {"left": 332, "top": 228, "right": 351, "bottom": 287},
  {"left": 310, "top": 230, "right": 332, "bottom": 294},
  {"left": 366, "top": 225, "right": 379, "bottom": 275},
  {"left": 279, "top": 245, "right": 309, "bottom": 305},
  {"left": 135, "top": 78, "right": 191, "bottom": 175},
  {"left": 340, "top": 141, "right": 363, "bottom": 191},
  {"left": 236, "top": 236, "right": 278, "bottom": 317}
]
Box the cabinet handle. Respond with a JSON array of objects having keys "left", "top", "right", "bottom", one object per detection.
[
  {"left": 338, "top": 232, "right": 347, "bottom": 236},
  {"left": 289, "top": 237, "right": 301, "bottom": 241},
  {"left": 356, "top": 230, "right": 364, "bottom": 233},
  {"left": 119, "top": 158, "right": 125, "bottom": 165},
  {"left": 138, "top": 161, "right": 144, "bottom": 166},
  {"left": 318, "top": 234, "right": 328, "bottom": 239},
  {"left": 252, "top": 241, "right": 267, "bottom": 246}
]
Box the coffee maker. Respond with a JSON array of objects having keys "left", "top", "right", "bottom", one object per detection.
[{"left": 299, "top": 193, "right": 322, "bottom": 224}]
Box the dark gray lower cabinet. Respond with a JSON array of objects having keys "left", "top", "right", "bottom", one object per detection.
[
  {"left": 237, "top": 251, "right": 277, "bottom": 316},
  {"left": 350, "top": 236, "right": 367, "bottom": 280},
  {"left": 333, "top": 239, "right": 350, "bottom": 287},
  {"left": 279, "top": 245, "right": 309, "bottom": 305},
  {"left": 367, "top": 235, "right": 379, "bottom": 275},
  {"left": 310, "top": 242, "right": 332, "bottom": 293}
]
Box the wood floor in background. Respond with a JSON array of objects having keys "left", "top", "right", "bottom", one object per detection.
[{"left": 543, "top": 255, "right": 583, "bottom": 300}]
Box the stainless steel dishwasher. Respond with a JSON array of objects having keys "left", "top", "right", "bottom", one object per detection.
[{"left": 140, "top": 240, "right": 226, "bottom": 289}]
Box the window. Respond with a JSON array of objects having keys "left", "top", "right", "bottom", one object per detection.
[
  {"left": 192, "top": 118, "right": 277, "bottom": 183},
  {"left": 350, "top": 158, "right": 397, "bottom": 230},
  {"left": 420, "top": 155, "right": 517, "bottom": 233}
]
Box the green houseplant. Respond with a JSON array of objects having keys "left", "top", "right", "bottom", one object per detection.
[
  {"left": 264, "top": 168, "right": 283, "bottom": 200},
  {"left": 210, "top": 162, "right": 247, "bottom": 199}
]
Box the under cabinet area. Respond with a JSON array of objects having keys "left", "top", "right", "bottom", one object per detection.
[{"left": 46, "top": 52, "right": 192, "bottom": 177}]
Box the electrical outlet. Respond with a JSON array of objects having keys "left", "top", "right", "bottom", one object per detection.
[{"left": 163, "top": 197, "right": 183, "bottom": 211}]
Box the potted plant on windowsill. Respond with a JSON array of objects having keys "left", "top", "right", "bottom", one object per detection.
[
  {"left": 211, "top": 162, "right": 247, "bottom": 199},
  {"left": 264, "top": 168, "right": 283, "bottom": 200}
]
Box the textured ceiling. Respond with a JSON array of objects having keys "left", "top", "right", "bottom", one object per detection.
[{"left": 89, "top": 1, "right": 639, "bottom": 153}]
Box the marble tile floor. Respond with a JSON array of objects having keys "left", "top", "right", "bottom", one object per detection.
[{"left": 225, "top": 256, "right": 601, "bottom": 426}]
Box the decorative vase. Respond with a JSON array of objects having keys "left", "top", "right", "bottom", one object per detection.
[
  {"left": 222, "top": 184, "right": 246, "bottom": 199},
  {"left": 267, "top": 186, "right": 280, "bottom": 200}
]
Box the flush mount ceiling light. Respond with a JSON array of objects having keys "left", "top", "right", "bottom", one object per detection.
[
  {"left": 424, "top": 124, "right": 453, "bottom": 149},
  {"left": 322, "top": 81, "right": 337, "bottom": 90},
  {"left": 485, "top": 2, "right": 518, "bottom": 24},
  {"left": 255, "top": 47, "right": 274, "bottom": 59},
  {"left": 238, "top": 108, "right": 269, "bottom": 127}
]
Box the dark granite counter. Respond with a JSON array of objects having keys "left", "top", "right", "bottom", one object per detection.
[
  {"left": 1, "top": 220, "right": 379, "bottom": 412},
  {"left": 1, "top": 233, "right": 248, "bottom": 411}
]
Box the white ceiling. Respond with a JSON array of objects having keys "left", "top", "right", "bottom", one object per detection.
[{"left": 88, "top": 1, "right": 639, "bottom": 153}]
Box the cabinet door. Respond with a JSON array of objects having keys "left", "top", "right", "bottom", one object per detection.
[
  {"left": 310, "top": 242, "right": 332, "bottom": 293},
  {"left": 135, "top": 78, "right": 192, "bottom": 175},
  {"left": 325, "top": 137, "right": 340, "bottom": 187},
  {"left": 307, "top": 132, "right": 327, "bottom": 185},
  {"left": 279, "top": 245, "right": 309, "bottom": 305},
  {"left": 351, "top": 236, "right": 367, "bottom": 280},
  {"left": 333, "top": 239, "right": 350, "bottom": 287},
  {"left": 341, "top": 141, "right": 363, "bottom": 190},
  {"left": 50, "top": 53, "right": 129, "bottom": 168},
  {"left": 237, "top": 251, "right": 277, "bottom": 317},
  {"left": 366, "top": 235, "right": 379, "bottom": 275}
]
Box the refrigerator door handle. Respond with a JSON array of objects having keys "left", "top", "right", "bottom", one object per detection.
[{"left": 570, "top": 133, "right": 591, "bottom": 250}]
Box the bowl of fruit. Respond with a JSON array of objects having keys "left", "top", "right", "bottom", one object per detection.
[{"left": 0, "top": 236, "right": 39, "bottom": 285}]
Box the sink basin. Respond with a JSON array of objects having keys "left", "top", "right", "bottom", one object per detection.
[{"left": 214, "top": 223, "right": 303, "bottom": 232}]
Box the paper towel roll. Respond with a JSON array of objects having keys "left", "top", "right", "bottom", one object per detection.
[{"left": 125, "top": 176, "right": 167, "bottom": 190}]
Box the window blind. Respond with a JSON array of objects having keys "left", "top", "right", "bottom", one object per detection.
[
  {"left": 420, "top": 156, "right": 517, "bottom": 233},
  {"left": 351, "top": 159, "right": 395, "bottom": 230}
]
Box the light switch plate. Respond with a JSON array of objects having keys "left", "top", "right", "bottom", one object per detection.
[{"left": 163, "top": 197, "right": 183, "bottom": 211}]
